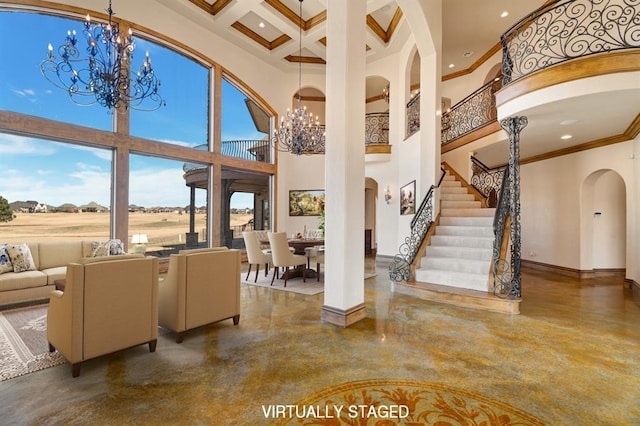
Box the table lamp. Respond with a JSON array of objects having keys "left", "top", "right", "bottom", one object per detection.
[{"left": 131, "top": 234, "right": 148, "bottom": 254}]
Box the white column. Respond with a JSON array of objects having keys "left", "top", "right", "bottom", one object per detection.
[{"left": 321, "top": 0, "right": 367, "bottom": 327}]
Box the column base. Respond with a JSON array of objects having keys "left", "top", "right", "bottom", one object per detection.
[{"left": 321, "top": 303, "right": 367, "bottom": 327}]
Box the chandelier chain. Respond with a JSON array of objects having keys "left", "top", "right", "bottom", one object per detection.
[{"left": 272, "top": 0, "right": 325, "bottom": 155}]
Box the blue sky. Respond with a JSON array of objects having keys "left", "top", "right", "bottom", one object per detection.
[{"left": 0, "top": 10, "right": 266, "bottom": 209}]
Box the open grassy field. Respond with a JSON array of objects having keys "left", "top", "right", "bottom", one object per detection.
[{"left": 0, "top": 212, "right": 254, "bottom": 248}]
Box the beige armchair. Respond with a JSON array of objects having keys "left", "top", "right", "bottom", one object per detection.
[
  {"left": 159, "top": 247, "right": 240, "bottom": 343},
  {"left": 47, "top": 256, "right": 159, "bottom": 377}
]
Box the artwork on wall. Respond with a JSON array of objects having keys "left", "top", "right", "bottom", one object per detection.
[
  {"left": 289, "top": 190, "right": 325, "bottom": 216},
  {"left": 400, "top": 181, "right": 415, "bottom": 215}
]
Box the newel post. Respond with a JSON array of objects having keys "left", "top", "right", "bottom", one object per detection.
[{"left": 500, "top": 116, "right": 527, "bottom": 298}]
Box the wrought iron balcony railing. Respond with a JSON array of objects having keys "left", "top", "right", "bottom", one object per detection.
[
  {"left": 501, "top": 0, "right": 640, "bottom": 85},
  {"left": 365, "top": 112, "right": 389, "bottom": 145},
  {"left": 406, "top": 93, "right": 421, "bottom": 137},
  {"left": 183, "top": 140, "right": 271, "bottom": 173},
  {"left": 441, "top": 78, "right": 501, "bottom": 145}
]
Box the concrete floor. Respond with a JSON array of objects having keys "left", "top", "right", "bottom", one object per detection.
[{"left": 1, "top": 259, "right": 639, "bottom": 425}]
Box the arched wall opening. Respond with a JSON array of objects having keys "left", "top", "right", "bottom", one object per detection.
[{"left": 581, "top": 169, "right": 627, "bottom": 273}]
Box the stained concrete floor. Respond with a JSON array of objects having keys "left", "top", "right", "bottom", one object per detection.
[{"left": 1, "top": 259, "right": 639, "bottom": 425}]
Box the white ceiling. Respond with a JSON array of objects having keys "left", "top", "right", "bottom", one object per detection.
[{"left": 161, "top": 0, "right": 639, "bottom": 166}]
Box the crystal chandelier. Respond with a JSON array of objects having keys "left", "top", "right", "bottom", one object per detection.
[
  {"left": 272, "top": 0, "right": 325, "bottom": 155},
  {"left": 40, "top": 0, "right": 165, "bottom": 112}
]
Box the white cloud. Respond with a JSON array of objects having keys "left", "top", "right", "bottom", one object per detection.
[
  {"left": 0, "top": 135, "right": 56, "bottom": 155},
  {"left": 11, "top": 88, "right": 36, "bottom": 97}
]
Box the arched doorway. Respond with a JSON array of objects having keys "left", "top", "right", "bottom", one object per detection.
[
  {"left": 365, "top": 178, "right": 378, "bottom": 256},
  {"left": 581, "top": 170, "right": 626, "bottom": 274}
]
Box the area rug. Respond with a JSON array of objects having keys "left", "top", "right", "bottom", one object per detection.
[
  {"left": 272, "top": 379, "right": 546, "bottom": 425},
  {"left": 242, "top": 272, "right": 324, "bottom": 296},
  {"left": 0, "top": 304, "right": 65, "bottom": 381}
]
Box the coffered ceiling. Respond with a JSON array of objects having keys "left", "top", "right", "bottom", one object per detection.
[{"left": 161, "top": 0, "right": 546, "bottom": 76}]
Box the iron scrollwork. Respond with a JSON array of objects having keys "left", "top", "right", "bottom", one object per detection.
[
  {"left": 441, "top": 79, "right": 501, "bottom": 145},
  {"left": 365, "top": 113, "right": 390, "bottom": 145},
  {"left": 406, "top": 93, "right": 421, "bottom": 137},
  {"left": 502, "top": 0, "right": 640, "bottom": 85},
  {"left": 389, "top": 169, "right": 446, "bottom": 282},
  {"left": 470, "top": 156, "right": 506, "bottom": 208},
  {"left": 494, "top": 116, "right": 528, "bottom": 299}
]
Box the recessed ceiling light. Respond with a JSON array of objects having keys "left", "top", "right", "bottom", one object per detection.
[
  {"left": 448, "top": 63, "right": 455, "bottom": 68},
  {"left": 561, "top": 135, "right": 573, "bottom": 140},
  {"left": 501, "top": 11, "right": 509, "bottom": 18},
  {"left": 560, "top": 119, "right": 579, "bottom": 125},
  {"left": 259, "top": 21, "right": 265, "bottom": 28}
]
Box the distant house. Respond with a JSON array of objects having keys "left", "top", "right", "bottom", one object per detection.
[
  {"left": 10, "top": 200, "right": 38, "bottom": 213},
  {"left": 80, "top": 201, "right": 107, "bottom": 213},
  {"left": 57, "top": 203, "right": 79, "bottom": 213},
  {"left": 34, "top": 203, "right": 48, "bottom": 213},
  {"left": 129, "top": 204, "right": 146, "bottom": 213}
]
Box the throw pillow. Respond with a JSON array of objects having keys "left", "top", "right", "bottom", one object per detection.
[
  {"left": 6, "top": 243, "right": 36, "bottom": 273},
  {"left": 109, "top": 239, "right": 125, "bottom": 256},
  {"left": 91, "top": 240, "right": 112, "bottom": 257},
  {"left": 0, "top": 245, "right": 13, "bottom": 274},
  {"left": 91, "top": 239, "right": 125, "bottom": 257}
]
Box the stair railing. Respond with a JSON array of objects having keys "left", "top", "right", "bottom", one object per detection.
[
  {"left": 389, "top": 168, "right": 446, "bottom": 282},
  {"left": 470, "top": 156, "right": 506, "bottom": 208},
  {"left": 491, "top": 166, "right": 518, "bottom": 298}
]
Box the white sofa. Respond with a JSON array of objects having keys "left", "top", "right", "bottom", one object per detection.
[{"left": 0, "top": 241, "right": 139, "bottom": 306}]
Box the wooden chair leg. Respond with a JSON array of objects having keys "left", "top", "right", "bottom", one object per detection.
[
  {"left": 149, "top": 339, "right": 157, "bottom": 352},
  {"left": 284, "top": 267, "right": 288, "bottom": 287},
  {"left": 317, "top": 262, "right": 321, "bottom": 282},
  {"left": 49, "top": 342, "right": 55, "bottom": 353},
  {"left": 265, "top": 263, "right": 269, "bottom": 276},
  {"left": 254, "top": 263, "right": 260, "bottom": 282},
  {"left": 245, "top": 264, "right": 252, "bottom": 281},
  {"left": 303, "top": 265, "right": 306, "bottom": 282},
  {"left": 71, "top": 363, "right": 81, "bottom": 378},
  {"left": 176, "top": 332, "right": 184, "bottom": 344},
  {"left": 233, "top": 314, "right": 240, "bottom": 325},
  {"left": 271, "top": 267, "right": 277, "bottom": 285}
]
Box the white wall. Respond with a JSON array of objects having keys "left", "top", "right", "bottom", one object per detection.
[
  {"left": 520, "top": 141, "right": 636, "bottom": 273},
  {"left": 440, "top": 51, "right": 502, "bottom": 106}
]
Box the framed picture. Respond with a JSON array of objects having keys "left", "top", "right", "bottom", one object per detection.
[
  {"left": 400, "top": 181, "right": 416, "bottom": 215},
  {"left": 289, "top": 190, "right": 325, "bottom": 216}
]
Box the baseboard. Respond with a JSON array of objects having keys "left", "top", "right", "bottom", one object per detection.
[
  {"left": 321, "top": 303, "right": 367, "bottom": 327},
  {"left": 522, "top": 260, "right": 625, "bottom": 279},
  {"left": 624, "top": 279, "right": 639, "bottom": 290}
]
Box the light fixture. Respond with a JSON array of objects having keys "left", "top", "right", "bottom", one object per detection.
[
  {"left": 382, "top": 83, "right": 390, "bottom": 103},
  {"left": 272, "top": 0, "right": 325, "bottom": 155},
  {"left": 259, "top": 22, "right": 266, "bottom": 28},
  {"left": 131, "top": 233, "right": 148, "bottom": 254},
  {"left": 501, "top": 11, "right": 509, "bottom": 18},
  {"left": 561, "top": 134, "right": 573, "bottom": 140},
  {"left": 448, "top": 63, "right": 455, "bottom": 68},
  {"left": 40, "top": 0, "right": 165, "bottom": 112},
  {"left": 384, "top": 185, "right": 392, "bottom": 204}
]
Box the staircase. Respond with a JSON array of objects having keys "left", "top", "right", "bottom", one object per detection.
[{"left": 414, "top": 172, "right": 495, "bottom": 292}]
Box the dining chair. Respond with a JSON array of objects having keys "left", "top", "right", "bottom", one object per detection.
[
  {"left": 267, "top": 232, "right": 306, "bottom": 287},
  {"left": 314, "top": 247, "right": 324, "bottom": 282},
  {"left": 243, "top": 231, "right": 272, "bottom": 282}
]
